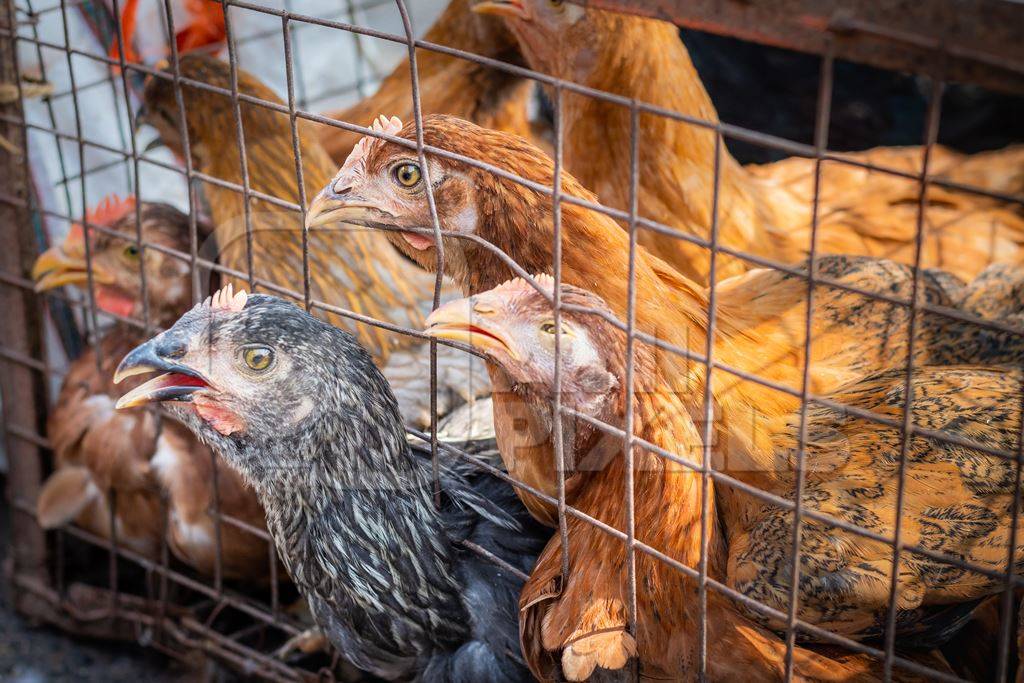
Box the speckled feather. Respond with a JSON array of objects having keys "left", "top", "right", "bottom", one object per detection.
[
  {"left": 955, "top": 263, "right": 1024, "bottom": 325},
  {"left": 148, "top": 294, "right": 547, "bottom": 681},
  {"left": 729, "top": 365, "right": 1024, "bottom": 641}
]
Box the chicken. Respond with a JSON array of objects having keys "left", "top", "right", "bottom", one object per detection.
[
  {"left": 113, "top": 286, "right": 548, "bottom": 681},
  {"left": 32, "top": 197, "right": 271, "bottom": 579},
  {"left": 474, "top": 1, "right": 1024, "bottom": 283},
  {"left": 425, "top": 276, "right": 952, "bottom": 680},
  {"left": 304, "top": 114, "right": 1024, "bottom": 525},
  {"left": 140, "top": 54, "right": 490, "bottom": 427},
  {"left": 318, "top": 0, "right": 539, "bottom": 165},
  {"left": 956, "top": 263, "right": 1024, "bottom": 325},
  {"left": 427, "top": 276, "right": 1019, "bottom": 679},
  {"left": 109, "top": 0, "right": 226, "bottom": 67},
  {"left": 726, "top": 365, "right": 1023, "bottom": 640}
]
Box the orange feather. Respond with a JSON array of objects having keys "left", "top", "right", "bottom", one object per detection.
[
  {"left": 175, "top": 0, "right": 226, "bottom": 54},
  {"left": 107, "top": 0, "right": 141, "bottom": 67}
]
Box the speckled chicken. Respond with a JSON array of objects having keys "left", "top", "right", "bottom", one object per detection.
[
  {"left": 140, "top": 54, "right": 489, "bottom": 427},
  {"left": 428, "top": 276, "right": 1020, "bottom": 679},
  {"left": 956, "top": 263, "right": 1024, "bottom": 325},
  {"left": 318, "top": 0, "right": 540, "bottom": 165},
  {"left": 32, "top": 198, "right": 270, "bottom": 579},
  {"left": 114, "top": 286, "right": 547, "bottom": 681},
  {"left": 475, "top": 0, "right": 1024, "bottom": 283},
  {"left": 305, "top": 114, "right": 1024, "bottom": 526}
]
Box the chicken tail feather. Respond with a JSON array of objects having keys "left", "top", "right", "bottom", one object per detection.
[{"left": 896, "top": 598, "right": 988, "bottom": 650}]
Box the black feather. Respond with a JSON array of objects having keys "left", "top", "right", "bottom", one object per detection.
[{"left": 148, "top": 294, "right": 549, "bottom": 682}]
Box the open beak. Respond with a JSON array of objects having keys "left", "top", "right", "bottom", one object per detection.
[
  {"left": 31, "top": 244, "right": 113, "bottom": 292},
  {"left": 472, "top": 0, "right": 530, "bottom": 19},
  {"left": 425, "top": 297, "right": 518, "bottom": 360},
  {"left": 114, "top": 340, "right": 211, "bottom": 409}
]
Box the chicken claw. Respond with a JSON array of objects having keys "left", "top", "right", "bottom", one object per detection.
[
  {"left": 561, "top": 629, "right": 637, "bottom": 681},
  {"left": 275, "top": 627, "right": 328, "bottom": 660}
]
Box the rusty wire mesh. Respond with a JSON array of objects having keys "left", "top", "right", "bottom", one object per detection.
[{"left": 2, "top": 0, "right": 1024, "bottom": 681}]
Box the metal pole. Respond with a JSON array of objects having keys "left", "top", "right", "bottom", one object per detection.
[{"left": 0, "top": 0, "right": 52, "bottom": 616}]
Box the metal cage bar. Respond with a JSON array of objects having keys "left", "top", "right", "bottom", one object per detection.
[
  {"left": 3, "top": 0, "right": 1024, "bottom": 680},
  {"left": 783, "top": 40, "right": 834, "bottom": 680}
]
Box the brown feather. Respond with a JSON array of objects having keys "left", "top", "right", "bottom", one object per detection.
[
  {"left": 356, "top": 116, "right": 1023, "bottom": 526},
  {"left": 317, "top": 0, "right": 540, "bottom": 164},
  {"left": 36, "top": 465, "right": 101, "bottom": 530},
  {"left": 471, "top": 283, "right": 904, "bottom": 680},
  {"left": 36, "top": 205, "right": 273, "bottom": 580},
  {"left": 141, "top": 54, "right": 431, "bottom": 361},
  {"left": 500, "top": 6, "right": 1024, "bottom": 283},
  {"left": 141, "top": 54, "right": 493, "bottom": 426}
]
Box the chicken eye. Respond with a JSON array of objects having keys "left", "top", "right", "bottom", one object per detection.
[
  {"left": 123, "top": 244, "right": 140, "bottom": 259},
  {"left": 242, "top": 346, "right": 274, "bottom": 372},
  {"left": 540, "top": 321, "right": 567, "bottom": 335},
  {"left": 393, "top": 163, "right": 422, "bottom": 188}
]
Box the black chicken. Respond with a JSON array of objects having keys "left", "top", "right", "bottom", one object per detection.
[{"left": 113, "top": 286, "right": 546, "bottom": 682}]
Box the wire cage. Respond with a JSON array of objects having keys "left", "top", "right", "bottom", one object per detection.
[{"left": 2, "top": 0, "right": 1024, "bottom": 681}]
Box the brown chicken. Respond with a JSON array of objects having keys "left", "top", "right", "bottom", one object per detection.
[
  {"left": 475, "top": 0, "right": 1024, "bottom": 283},
  {"left": 306, "top": 115, "right": 1024, "bottom": 671},
  {"left": 32, "top": 197, "right": 271, "bottom": 579},
  {"left": 140, "top": 54, "right": 489, "bottom": 426},
  {"left": 318, "top": 0, "right": 539, "bottom": 164},
  {"left": 305, "top": 114, "right": 1024, "bottom": 526},
  {"left": 424, "top": 276, "right": 983, "bottom": 681}
]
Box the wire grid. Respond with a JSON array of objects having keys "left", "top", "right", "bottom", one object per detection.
[{"left": 1, "top": 0, "right": 1024, "bottom": 681}]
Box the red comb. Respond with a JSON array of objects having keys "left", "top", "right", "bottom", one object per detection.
[
  {"left": 87, "top": 194, "right": 137, "bottom": 227},
  {"left": 63, "top": 194, "right": 135, "bottom": 248},
  {"left": 110, "top": 0, "right": 225, "bottom": 71},
  {"left": 108, "top": 0, "right": 141, "bottom": 68},
  {"left": 175, "top": 0, "right": 226, "bottom": 54}
]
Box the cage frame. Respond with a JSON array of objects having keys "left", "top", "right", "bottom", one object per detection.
[{"left": 2, "top": 0, "right": 1024, "bottom": 681}]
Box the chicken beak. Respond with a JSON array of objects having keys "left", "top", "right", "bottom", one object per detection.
[
  {"left": 472, "top": 0, "right": 530, "bottom": 20},
  {"left": 305, "top": 190, "right": 379, "bottom": 230},
  {"left": 142, "top": 137, "right": 167, "bottom": 154},
  {"left": 133, "top": 104, "right": 149, "bottom": 133},
  {"left": 31, "top": 244, "right": 112, "bottom": 292},
  {"left": 114, "top": 340, "right": 211, "bottom": 409},
  {"left": 425, "top": 298, "right": 519, "bottom": 361}
]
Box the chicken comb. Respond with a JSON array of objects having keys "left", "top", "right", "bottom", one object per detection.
[
  {"left": 530, "top": 273, "right": 556, "bottom": 289},
  {"left": 176, "top": 0, "right": 227, "bottom": 54},
  {"left": 193, "top": 283, "right": 248, "bottom": 315},
  {"left": 492, "top": 274, "right": 556, "bottom": 297},
  {"left": 334, "top": 114, "right": 405, "bottom": 187},
  {"left": 107, "top": 0, "right": 142, "bottom": 68},
  {"left": 88, "top": 194, "right": 137, "bottom": 227},
  {"left": 372, "top": 114, "right": 404, "bottom": 139},
  {"left": 66, "top": 194, "right": 137, "bottom": 245}
]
